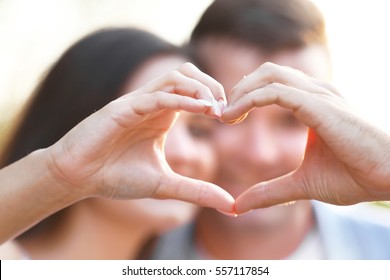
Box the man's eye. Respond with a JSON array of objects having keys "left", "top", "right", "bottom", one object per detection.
[
  {"left": 188, "top": 124, "right": 212, "bottom": 139},
  {"left": 278, "top": 113, "right": 302, "bottom": 128}
]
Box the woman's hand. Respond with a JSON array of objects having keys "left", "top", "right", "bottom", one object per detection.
[
  {"left": 222, "top": 62, "right": 390, "bottom": 213},
  {"left": 47, "top": 63, "right": 234, "bottom": 212}
]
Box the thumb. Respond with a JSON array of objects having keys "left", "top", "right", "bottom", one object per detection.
[
  {"left": 235, "top": 172, "right": 308, "bottom": 214},
  {"left": 153, "top": 173, "right": 235, "bottom": 213}
]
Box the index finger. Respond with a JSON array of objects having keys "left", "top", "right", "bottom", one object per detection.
[
  {"left": 228, "top": 62, "right": 332, "bottom": 105},
  {"left": 178, "top": 62, "right": 227, "bottom": 105}
]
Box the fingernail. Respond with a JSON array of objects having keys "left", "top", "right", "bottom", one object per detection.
[
  {"left": 218, "top": 98, "right": 227, "bottom": 107},
  {"left": 218, "top": 98, "right": 227, "bottom": 114},
  {"left": 212, "top": 99, "right": 222, "bottom": 117}
]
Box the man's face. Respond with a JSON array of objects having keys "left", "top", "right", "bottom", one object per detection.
[{"left": 197, "top": 38, "right": 331, "bottom": 227}]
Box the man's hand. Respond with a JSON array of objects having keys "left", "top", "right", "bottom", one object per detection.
[{"left": 222, "top": 62, "right": 390, "bottom": 213}]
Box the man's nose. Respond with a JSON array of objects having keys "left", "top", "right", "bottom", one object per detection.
[{"left": 241, "top": 122, "right": 279, "bottom": 166}]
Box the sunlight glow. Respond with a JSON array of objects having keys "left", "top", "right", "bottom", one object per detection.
[
  {"left": 1, "top": 0, "right": 390, "bottom": 137},
  {"left": 312, "top": 0, "right": 390, "bottom": 132}
]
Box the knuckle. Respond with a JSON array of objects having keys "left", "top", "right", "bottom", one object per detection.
[
  {"left": 259, "top": 61, "right": 278, "bottom": 73},
  {"left": 178, "top": 62, "right": 197, "bottom": 72},
  {"left": 165, "top": 70, "right": 181, "bottom": 82}
]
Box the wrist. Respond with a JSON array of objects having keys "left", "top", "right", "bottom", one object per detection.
[
  {"left": 34, "top": 148, "right": 92, "bottom": 204},
  {"left": 0, "top": 148, "right": 90, "bottom": 243}
]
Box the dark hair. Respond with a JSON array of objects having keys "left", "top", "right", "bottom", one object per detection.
[
  {"left": 2, "top": 28, "right": 180, "bottom": 166},
  {"left": 1, "top": 27, "right": 181, "bottom": 240},
  {"left": 189, "top": 0, "right": 326, "bottom": 61}
]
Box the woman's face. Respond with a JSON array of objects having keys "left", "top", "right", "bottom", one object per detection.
[
  {"left": 93, "top": 54, "right": 217, "bottom": 232},
  {"left": 124, "top": 54, "right": 217, "bottom": 181},
  {"left": 165, "top": 111, "right": 217, "bottom": 181}
]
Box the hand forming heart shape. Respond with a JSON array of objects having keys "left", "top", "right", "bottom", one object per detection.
[
  {"left": 224, "top": 63, "right": 390, "bottom": 213},
  {"left": 48, "top": 62, "right": 390, "bottom": 217}
]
